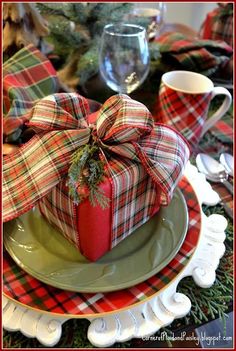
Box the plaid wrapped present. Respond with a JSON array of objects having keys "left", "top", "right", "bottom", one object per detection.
[
  {"left": 155, "top": 32, "right": 233, "bottom": 77},
  {"left": 3, "top": 93, "right": 190, "bottom": 261},
  {"left": 3, "top": 44, "right": 59, "bottom": 143}
]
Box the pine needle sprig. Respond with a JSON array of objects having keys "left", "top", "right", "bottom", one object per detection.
[
  {"left": 62, "top": 3, "right": 90, "bottom": 24},
  {"left": 49, "top": 20, "right": 88, "bottom": 51},
  {"left": 178, "top": 277, "right": 232, "bottom": 326},
  {"left": 37, "top": 3, "right": 66, "bottom": 18},
  {"left": 89, "top": 186, "right": 110, "bottom": 209},
  {"left": 76, "top": 44, "right": 99, "bottom": 85},
  {"left": 68, "top": 144, "right": 110, "bottom": 209}
]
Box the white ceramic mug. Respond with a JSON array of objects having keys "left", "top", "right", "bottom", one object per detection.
[{"left": 154, "top": 70, "right": 232, "bottom": 148}]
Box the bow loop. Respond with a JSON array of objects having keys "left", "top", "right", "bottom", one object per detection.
[
  {"left": 134, "top": 126, "right": 190, "bottom": 204},
  {"left": 27, "top": 93, "right": 90, "bottom": 133},
  {"left": 96, "top": 94, "right": 154, "bottom": 144}
]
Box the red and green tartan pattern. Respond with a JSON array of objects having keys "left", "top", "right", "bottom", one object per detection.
[
  {"left": 212, "top": 182, "right": 233, "bottom": 215},
  {"left": 156, "top": 32, "right": 232, "bottom": 76},
  {"left": 3, "top": 93, "right": 190, "bottom": 252},
  {"left": 154, "top": 83, "right": 212, "bottom": 148},
  {"left": 3, "top": 44, "right": 59, "bottom": 140},
  {"left": 196, "top": 120, "right": 233, "bottom": 215},
  {"left": 210, "top": 120, "right": 233, "bottom": 145},
  {"left": 2, "top": 95, "right": 91, "bottom": 223},
  {"left": 3, "top": 176, "right": 201, "bottom": 316},
  {"left": 39, "top": 180, "right": 79, "bottom": 248},
  {"left": 199, "top": 4, "right": 233, "bottom": 47}
]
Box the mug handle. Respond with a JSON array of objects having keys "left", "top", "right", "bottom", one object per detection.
[{"left": 200, "top": 87, "right": 232, "bottom": 137}]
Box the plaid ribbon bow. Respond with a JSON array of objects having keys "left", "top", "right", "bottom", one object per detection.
[{"left": 3, "top": 93, "right": 189, "bottom": 245}]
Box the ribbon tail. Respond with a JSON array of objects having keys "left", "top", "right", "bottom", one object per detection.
[{"left": 3, "top": 129, "right": 90, "bottom": 222}]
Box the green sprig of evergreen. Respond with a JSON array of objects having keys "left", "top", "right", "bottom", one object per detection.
[
  {"left": 36, "top": 2, "right": 152, "bottom": 84},
  {"left": 68, "top": 144, "right": 110, "bottom": 209},
  {"left": 76, "top": 44, "right": 99, "bottom": 85}
]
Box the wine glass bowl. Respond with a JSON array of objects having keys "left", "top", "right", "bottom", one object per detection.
[
  {"left": 99, "top": 23, "right": 150, "bottom": 94},
  {"left": 132, "top": 3, "right": 167, "bottom": 38}
]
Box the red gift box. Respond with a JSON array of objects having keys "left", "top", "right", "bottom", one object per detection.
[{"left": 3, "top": 93, "right": 190, "bottom": 261}]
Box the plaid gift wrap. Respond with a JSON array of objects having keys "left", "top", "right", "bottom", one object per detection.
[
  {"left": 3, "top": 93, "right": 190, "bottom": 261},
  {"left": 3, "top": 177, "right": 201, "bottom": 316},
  {"left": 3, "top": 44, "right": 59, "bottom": 143},
  {"left": 155, "top": 32, "right": 233, "bottom": 77}
]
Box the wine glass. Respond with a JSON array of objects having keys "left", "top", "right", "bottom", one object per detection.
[
  {"left": 99, "top": 23, "right": 150, "bottom": 94},
  {"left": 153, "top": 2, "right": 166, "bottom": 31},
  {"left": 132, "top": 3, "right": 167, "bottom": 38}
]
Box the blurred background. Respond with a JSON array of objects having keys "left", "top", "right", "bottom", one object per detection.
[{"left": 134, "top": 2, "right": 217, "bottom": 31}]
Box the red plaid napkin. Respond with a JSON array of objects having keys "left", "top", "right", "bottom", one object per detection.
[
  {"left": 3, "top": 44, "right": 59, "bottom": 143},
  {"left": 200, "top": 120, "right": 233, "bottom": 216},
  {"left": 155, "top": 32, "right": 233, "bottom": 77},
  {"left": 210, "top": 120, "right": 233, "bottom": 145},
  {"left": 199, "top": 3, "right": 233, "bottom": 47}
]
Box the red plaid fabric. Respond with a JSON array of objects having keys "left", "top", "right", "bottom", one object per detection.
[
  {"left": 210, "top": 120, "right": 233, "bottom": 144},
  {"left": 3, "top": 44, "right": 59, "bottom": 142},
  {"left": 196, "top": 120, "right": 233, "bottom": 216},
  {"left": 156, "top": 32, "right": 232, "bottom": 76},
  {"left": 154, "top": 82, "right": 212, "bottom": 148},
  {"left": 3, "top": 177, "right": 201, "bottom": 315},
  {"left": 3, "top": 95, "right": 91, "bottom": 222},
  {"left": 199, "top": 4, "right": 233, "bottom": 47},
  {"left": 199, "top": 3, "right": 233, "bottom": 79},
  {"left": 3, "top": 93, "right": 190, "bottom": 253}
]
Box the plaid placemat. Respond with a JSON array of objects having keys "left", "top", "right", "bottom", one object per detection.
[{"left": 3, "top": 176, "right": 201, "bottom": 316}]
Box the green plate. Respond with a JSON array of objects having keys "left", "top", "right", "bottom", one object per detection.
[{"left": 3, "top": 188, "right": 188, "bottom": 293}]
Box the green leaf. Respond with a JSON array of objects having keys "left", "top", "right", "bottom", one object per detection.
[{"left": 76, "top": 44, "right": 99, "bottom": 84}]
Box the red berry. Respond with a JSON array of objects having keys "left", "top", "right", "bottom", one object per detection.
[
  {"left": 77, "top": 184, "right": 89, "bottom": 198},
  {"left": 82, "top": 168, "right": 89, "bottom": 177}
]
